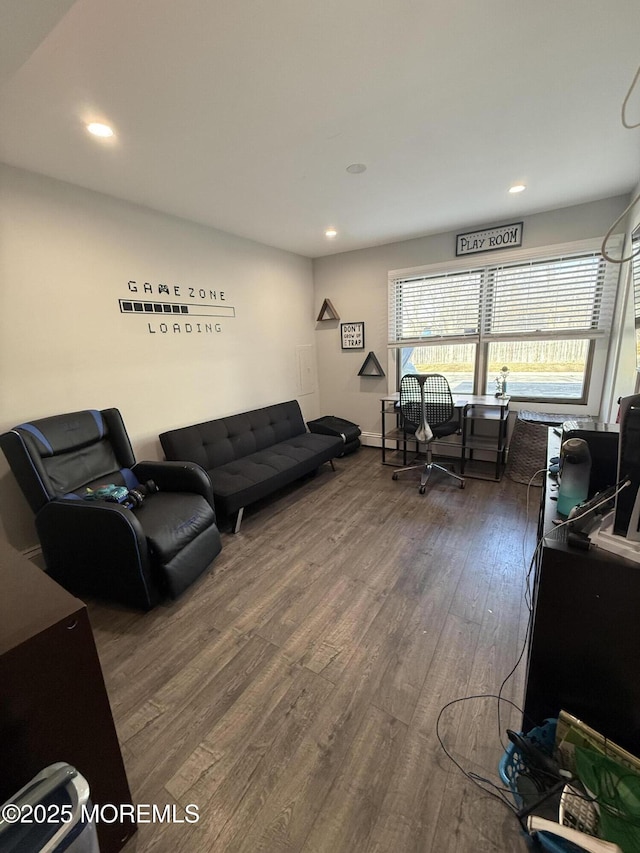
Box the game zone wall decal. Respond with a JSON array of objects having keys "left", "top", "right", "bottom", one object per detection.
[{"left": 120, "top": 279, "right": 236, "bottom": 335}]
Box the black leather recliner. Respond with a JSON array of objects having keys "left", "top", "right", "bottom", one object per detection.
[{"left": 0, "top": 408, "right": 222, "bottom": 610}]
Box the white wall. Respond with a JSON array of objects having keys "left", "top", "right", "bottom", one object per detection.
[
  {"left": 313, "top": 196, "right": 632, "bottom": 443},
  {"left": 0, "top": 164, "right": 318, "bottom": 551},
  {"left": 1, "top": 167, "right": 635, "bottom": 552}
]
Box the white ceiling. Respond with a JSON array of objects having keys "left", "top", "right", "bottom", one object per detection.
[{"left": 2, "top": 0, "right": 640, "bottom": 258}]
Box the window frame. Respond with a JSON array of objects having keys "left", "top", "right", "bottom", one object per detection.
[
  {"left": 389, "top": 238, "right": 621, "bottom": 406},
  {"left": 396, "top": 339, "right": 596, "bottom": 405},
  {"left": 481, "top": 338, "right": 596, "bottom": 404}
]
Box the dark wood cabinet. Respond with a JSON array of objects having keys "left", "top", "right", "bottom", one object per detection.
[
  {"left": 0, "top": 546, "right": 135, "bottom": 853},
  {"left": 524, "top": 431, "right": 640, "bottom": 755}
]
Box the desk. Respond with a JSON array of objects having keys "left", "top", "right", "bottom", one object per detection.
[
  {"left": 380, "top": 393, "right": 510, "bottom": 480},
  {"left": 523, "top": 429, "right": 640, "bottom": 755}
]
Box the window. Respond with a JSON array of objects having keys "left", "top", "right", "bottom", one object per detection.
[
  {"left": 631, "top": 229, "right": 640, "bottom": 370},
  {"left": 389, "top": 242, "right": 619, "bottom": 403},
  {"left": 400, "top": 344, "right": 476, "bottom": 393},
  {"left": 484, "top": 340, "right": 590, "bottom": 398}
]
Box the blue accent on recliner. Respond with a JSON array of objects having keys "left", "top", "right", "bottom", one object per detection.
[
  {"left": 17, "top": 423, "right": 53, "bottom": 454},
  {"left": 120, "top": 468, "right": 137, "bottom": 489},
  {"left": 89, "top": 409, "right": 105, "bottom": 438}
]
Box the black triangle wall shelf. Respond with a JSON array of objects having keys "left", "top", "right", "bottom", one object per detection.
[
  {"left": 317, "top": 298, "right": 340, "bottom": 321},
  {"left": 358, "top": 351, "right": 385, "bottom": 377}
]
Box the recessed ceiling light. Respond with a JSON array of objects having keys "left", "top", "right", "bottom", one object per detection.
[
  {"left": 325, "top": 227, "right": 338, "bottom": 238},
  {"left": 346, "top": 163, "right": 367, "bottom": 174},
  {"left": 86, "top": 122, "right": 114, "bottom": 138},
  {"left": 509, "top": 184, "right": 526, "bottom": 194}
]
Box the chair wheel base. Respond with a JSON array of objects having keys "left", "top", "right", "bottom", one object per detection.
[
  {"left": 460, "top": 481, "right": 465, "bottom": 489},
  {"left": 392, "top": 473, "right": 398, "bottom": 480},
  {"left": 419, "top": 486, "right": 426, "bottom": 494}
]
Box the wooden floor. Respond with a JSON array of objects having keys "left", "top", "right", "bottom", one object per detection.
[{"left": 88, "top": 447, "right": 539, "bottom": 853}]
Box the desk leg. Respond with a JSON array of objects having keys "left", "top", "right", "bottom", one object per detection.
[
  {"left": 496, "top": 412, "right": 508, "bottom": 480},
  {"left": 460, "top": 423, "right": 465, "bottom": 474},
  {"left": 461, "top": 406, "right": 470, "bottom": 475}
]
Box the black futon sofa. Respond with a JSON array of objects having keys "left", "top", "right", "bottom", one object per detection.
[{"left": 160, "top": 400, "right": 343, "bottom": 531}]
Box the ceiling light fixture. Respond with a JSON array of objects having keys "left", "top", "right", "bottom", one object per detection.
[
  {"left": 325, "top": 227, "right": 338, "bottom": 238},
  {"left": 86, "top": 122, "right": 114, "bottom": 138},
  {"left": 346, "top": 163, "right": 367, "bottom": 174},
  {"left": 509, "top": 184, "right": 526, "bottom": 194}
]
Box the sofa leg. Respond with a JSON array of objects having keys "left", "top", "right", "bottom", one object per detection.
[
  {"left": 330, "top": 459, "right": 336, "bottom": 472},
  {"left": 233, "top": 507, "right": 244, "bottom": 533}
]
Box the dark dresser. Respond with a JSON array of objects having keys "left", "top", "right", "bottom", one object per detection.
[
  {"left": 0, "top": 545, "right": 135, "bottom": 852},
  {"left": 524, "top": 429, "right": 640, "bottom": 755}
]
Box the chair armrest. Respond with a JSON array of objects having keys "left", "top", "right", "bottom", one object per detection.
[
  {"left": 36, "top": 500, "right": 159, "bottom": 610},
  {"left": 132, "top": 461, "right": 214, "bottom": 505}
]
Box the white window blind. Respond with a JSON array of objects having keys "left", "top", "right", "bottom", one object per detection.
[
  {"left": 388, "top": 269, "right": 483, "bottom": 346},
  {"left": 389, "top": 247, "right": 619, "bottom": 347},
  {"left": 632, "top": 233, "right": 640, "bottom": 324}
]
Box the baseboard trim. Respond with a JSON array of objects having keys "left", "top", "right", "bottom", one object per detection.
[
  {"left": 360, "top": 432, "right": 382, "bottom": 448},
  {"left": 360, "top": 431, "right": 496, "bottom": 463}
]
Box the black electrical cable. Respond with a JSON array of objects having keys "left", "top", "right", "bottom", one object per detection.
[
  {"left": 435, "top": 477, "right": 635, "bottom": 838},
  {"left": 435, "top": 694, "right": 525, "bottom": 815}
]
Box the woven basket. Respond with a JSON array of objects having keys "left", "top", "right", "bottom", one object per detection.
[
  {"left": 505, "top": 418, "right": 548, "bottom": 484},
  {"left": 505, "top": 411, "right": 584, "bottom": 485}
]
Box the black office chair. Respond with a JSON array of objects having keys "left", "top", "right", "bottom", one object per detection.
[
  {"left": 392, "top": 373, "right": 465, "bottom": 493},
  {"left": 0, "top": 408, "right": 223, "bottom": 610}
]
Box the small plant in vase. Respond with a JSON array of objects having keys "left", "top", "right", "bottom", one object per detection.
[{"left": 495, "top": 366, "right": 510, "bottom": 397}]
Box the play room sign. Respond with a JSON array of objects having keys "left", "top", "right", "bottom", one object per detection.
[{"left": 456, "top": 222, "right": 523, "bottom": 256}]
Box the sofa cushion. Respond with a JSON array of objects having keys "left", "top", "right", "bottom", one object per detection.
[
  {"left": 210, "top": 433, "right": 342, "bottom": 514},
  {"left": 160, "top": 400, "right": 344, "bottom": 526},
  {"left": 12, "top": 409, "right": 123, "bottom": 498},
  {"left": 17, "top": 410, "right": 105, "bottom": 457},
  {"left": 159, "top": 400, "right": 306, "bottom": 470}
]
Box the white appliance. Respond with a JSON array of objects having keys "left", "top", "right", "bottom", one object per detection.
[{"left": 0, "top": 763, "right": 99, "bottom": 852}]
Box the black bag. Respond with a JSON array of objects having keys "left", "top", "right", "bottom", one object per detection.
[{"left": 307, "top": 416, "right": 361, "bottom": 456}]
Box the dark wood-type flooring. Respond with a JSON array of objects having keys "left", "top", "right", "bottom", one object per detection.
[{"left": 88, "top": 447, "right": 539, "bottom": 852}]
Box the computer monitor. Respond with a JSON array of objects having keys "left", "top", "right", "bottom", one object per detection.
[{"left": 614, "top": 394, "right": 640, "bottom": 537}]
